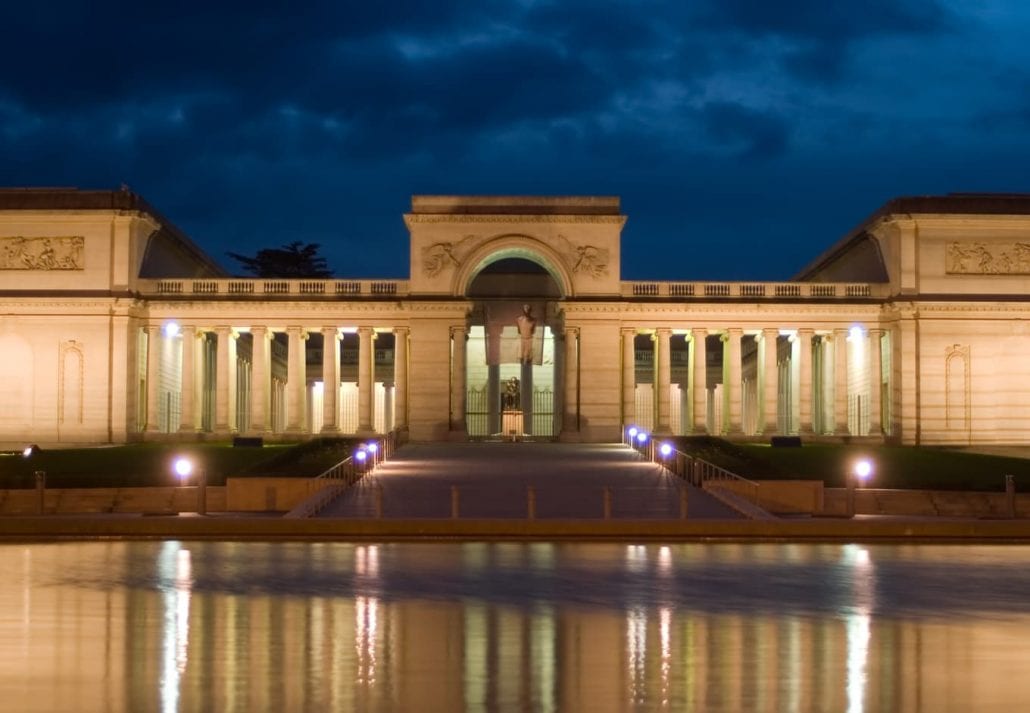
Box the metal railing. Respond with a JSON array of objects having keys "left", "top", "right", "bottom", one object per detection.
[
  {"left": 630, "top": 432, "right": 763, "bottom": 511},
  {"left": 620, "top": 281, "right": 881, "bottom": 300},
  {"left": 284, "top": 429, "right": 406, "bottom": 518}
]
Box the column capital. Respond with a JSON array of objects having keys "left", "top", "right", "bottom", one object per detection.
[
  {"left": 393, "top": 326, "right": 410, "bottom": 337},
  {"left": 321, "top": 325, "right": 340, "bottom": 338},
  {"left": 564, "top": 326, "right": 580, "bottom": 338},
  {"left": 797, "top": 327, "right": 815, "bottom": 337},
  {"left": 251, "top": 325, "right": 271, "bottom": 340},
  {"left": 655, "top": 327, "right": 671, "bottom": 336},
  {"left": 867, "top": 327, "right": 884, "bottom": 337},
  {"left": 620, "top": 327, "right": 637, "bottom": 337},
  {"left": 450, "top": 325, "right": 468, "bottom": 339},
  {"left": 762, "top": 327, "right": 779, "bottom": 338},
  {"left": 690, "top": 327, "right": 707, "bottom": 341}
]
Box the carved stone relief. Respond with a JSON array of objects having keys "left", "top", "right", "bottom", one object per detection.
[
  {"left": 946, "top": 241, "right": 1030, "bottom": 274},
  {"left": 419, "top": 232, "right": 610, "bottom": 280},
  {"left": 556, "top": 235, "right": 609, "bottom": 278},
  {"left": 0, "top": 236, "right": 84, "bottom": 270},
  {"left": 421, "top": 235, "right": 479, "bottom": 276}
]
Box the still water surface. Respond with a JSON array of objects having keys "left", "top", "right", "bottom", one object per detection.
[{"left": 1, "top": 541, "right": 1029, "bottom": 712}]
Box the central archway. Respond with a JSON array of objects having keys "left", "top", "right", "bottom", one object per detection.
[{"left": 459, "top": 242, "right": 568, "bottom": 440}]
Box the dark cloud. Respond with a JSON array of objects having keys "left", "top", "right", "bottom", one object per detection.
[{"left": 0, "top": 0, "right": 1026, "bottom": 281}]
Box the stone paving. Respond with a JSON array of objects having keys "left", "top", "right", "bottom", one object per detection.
[{"left": 318, "top": 442, "right": 742, "bottom": 520}]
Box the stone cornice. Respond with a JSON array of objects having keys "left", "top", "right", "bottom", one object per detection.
[{"left": 404, "top": 213, "right": 626, "bottom": 226}]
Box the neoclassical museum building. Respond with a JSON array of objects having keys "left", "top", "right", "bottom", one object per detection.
[{"left": 1, "top": 188, "right": 1029, "bottom": 447}]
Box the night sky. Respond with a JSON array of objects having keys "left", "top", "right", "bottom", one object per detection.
[{"left": 2, "top": 1, "right": 1028, "bottom": 280}]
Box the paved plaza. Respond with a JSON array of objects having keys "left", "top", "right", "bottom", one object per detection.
[{"left": 319, "top": 442, "right": 742, "bottom": 520}]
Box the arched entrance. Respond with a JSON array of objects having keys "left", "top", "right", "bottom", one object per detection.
[{"left": 464, "top": 256, "right": 563, "bottom": 439}]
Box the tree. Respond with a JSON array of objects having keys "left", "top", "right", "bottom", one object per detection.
[{"left": 227, "top": 241, "right": 333, "bottom": 278}]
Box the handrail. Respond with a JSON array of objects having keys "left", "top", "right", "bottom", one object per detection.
[
  {"left": 636, "top": 436, "right": 765, "bottom": 513},
  {"left": 285, "top": 428, "right": 406, "bottom": 518}
]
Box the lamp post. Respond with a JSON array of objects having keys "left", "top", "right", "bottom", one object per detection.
[
  {"left": 23, "top": 445, "right": 44, "bottom": 515},
  {"left": 173, "top": 457, "right": 206, "bottom": 515},
  {"left": 847, "top": 459, "right": 873, "bottom": 518}
]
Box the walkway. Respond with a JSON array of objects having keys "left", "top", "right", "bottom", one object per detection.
[{"left": 318, "top": 442, "right": 741, "bottom": 519}]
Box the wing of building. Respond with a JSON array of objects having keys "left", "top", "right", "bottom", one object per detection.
[{"left": 2, "top": 188, "right": 1029, "bottom": 446}]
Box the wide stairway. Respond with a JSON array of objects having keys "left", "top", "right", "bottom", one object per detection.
[{"left": 317, "top": 442, "right": 742, "bottom": 519}]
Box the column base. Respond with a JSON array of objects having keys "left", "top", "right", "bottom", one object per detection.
[
  {"left": 320, "top": 426, "right": 342, "bottom": 435},
  {"left": 448, "top": 429, "right": 469, "bottom": 442}
]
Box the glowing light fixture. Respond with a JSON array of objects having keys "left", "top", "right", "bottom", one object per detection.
[
  {"left": 636, "top": 431, "right": 649, "bottom": 445},
  {"left": 659, "top": 442, "right": 673, "bottom": 458},
  {"left": 849, "top": 325, "right": 863, "bottom": 341},
  {"left": 173, "top": 457, "right": 193, "bottom": 484},
  {"left": 164, "top": 321, "right": 181, "bottom": 338},
  {"left": 854, "top": 459, "right": 872, "bottom": 483}
]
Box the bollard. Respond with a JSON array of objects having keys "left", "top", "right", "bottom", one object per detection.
[
  {"left": 527, "top": 486, "right": 536, "bottom": 520},
  {"left": 451, "top": 485, "right": 460, "bottom": 519},
  {"left": 375, "top": 485, "right": 384, "bottom": 519},
  {"left": 603, "top": 486, "right": 612, "bottom": 520},
  {"left": 679, "top": 487, "right": 689, "bottom": 520},
  {"left": 1006, "top": 474, "right": 1016, "bottom": 519},
  {"left": 34, "top": 470, "right": 45, "bottom": 515},
  {"left": 196, "top": 470, "right": 207, "bottom": 516}
]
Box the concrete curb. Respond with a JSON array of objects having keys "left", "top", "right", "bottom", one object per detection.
[{"left": 3, "top": 516, "right": 1030, "bottom": 542}]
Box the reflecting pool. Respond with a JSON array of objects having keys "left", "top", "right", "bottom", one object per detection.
[{"left": 2, "top": 542, "right": 1030, "bottom": 712}]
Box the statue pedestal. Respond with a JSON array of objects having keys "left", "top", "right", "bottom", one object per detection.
[{"left": 501, "top": 410, "right": 523, "bottom": 441}]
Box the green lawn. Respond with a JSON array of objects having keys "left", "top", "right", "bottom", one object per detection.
[
  {"left": 669, "top": 437, "right": 1030, "bottom": 491},
  {"left": 0, "top": 438, "right": 361, "bottom": 488}
]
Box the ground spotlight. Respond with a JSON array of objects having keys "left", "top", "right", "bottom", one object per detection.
[
  {"left": 22, "top": 444, "right": 41, "bottom": 458},
  {"left": 659, "top": 442, "right": 673, "bottom": 458},
  {"left": 636, "top": 431, "right": 649, "bottom": 445}
]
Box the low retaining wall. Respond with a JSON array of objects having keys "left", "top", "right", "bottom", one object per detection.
[
  {"left": 0, "top": 486, "right": 226, "bottom": 515},
  {"left": 2, "top": 516, "right": 1030, "bottom": 541},
  {"left": 225, "top": 478, "right": 330, "bottom": 512}
]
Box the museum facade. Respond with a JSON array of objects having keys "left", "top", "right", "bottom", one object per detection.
[{"left": 2, "top": 189, "right": 1029, "bottom": 447}]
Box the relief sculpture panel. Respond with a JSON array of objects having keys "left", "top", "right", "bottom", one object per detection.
[
  {"left": 0, "top": 236, "right": 85, "bottom": 270},
  {"left": 946, "top": 241, "right": 1030, "bottom": 274}
]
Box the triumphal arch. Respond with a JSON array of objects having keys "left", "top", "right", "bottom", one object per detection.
[{"left": 2, "top": 189, "right": 1030, "bottom": 447}]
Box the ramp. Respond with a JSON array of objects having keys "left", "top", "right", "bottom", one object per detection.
[{"left": 316, "top": 442, "right": 742, "bottom": 519}]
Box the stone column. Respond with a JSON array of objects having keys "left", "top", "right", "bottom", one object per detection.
[
  {"left": 868, "top": 328, "right": 883, "bottom": 436},
  {"left": 562, "top": 327, "right": 579, "bottom": 435},
  {"left": 762, "top": 328, "right": 779, "bottom": 435},
  {"left": 178, "top": 325, "right": 197, "bottom": 433},
  {"left": 798, "top": 328, "right": 814, "bottom": 435},
  {"left": 357, "top": 327, "right": 376, "bottom": 434},
  {"left": 249, "top": 326, "right": 269, "bottom": 434},
  {"left": 621, "top": 328, "right": 636, "bottom": 427},
  {"left": 487, "top": 364, "right": 500, "bottom": 434},
  {"left": 321, "top": 326, "right": 341, "bottom": 433},
  {"left": 393, "top": 327, "right": 409, "bottom": 432},
  {"left": 725, "top": 328, "right": 743, "bottom": 435},
  {"left": 520, "top": 359, "right": 533, "bottom": 435},
  {"left": 214, "top": 326, "right": 234, "bottom": 434},
  {"left": 833, "top": 328, "right": 850, "bottom": 435},
  {"left": 691, "top": 329, "right": 708, "bottom": 433},
  {"left": 450, "top": 326, "right": 468, "bottom": 434},
  {"left": 655, "top": 328, "right": 672, "bottom": 434},
  {"left": 144, "top": 324, "right": 161, "bottom": 433},
  {"left": 285, "top": 327, "right": 307, "bottom": 434}
]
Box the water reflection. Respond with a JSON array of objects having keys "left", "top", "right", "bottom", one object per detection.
[{"left": 2, "top": 542, "right": 1030, "bottom": 712}]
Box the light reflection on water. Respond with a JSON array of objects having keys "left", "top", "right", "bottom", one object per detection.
[{"left": 2, "top": 542, "right": 1030, "bottom": 712}]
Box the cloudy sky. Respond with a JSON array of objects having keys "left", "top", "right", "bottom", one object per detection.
[{"left": 2, "top": 1, "right": 1028, "bottom": 279}]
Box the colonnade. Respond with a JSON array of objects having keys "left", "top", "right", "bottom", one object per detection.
[
  {"left": 142, "top": 323, "right": 409, "bottom": 438},
  {"left": 621, "top": 325, "right": 888, "bottom": 439}
]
